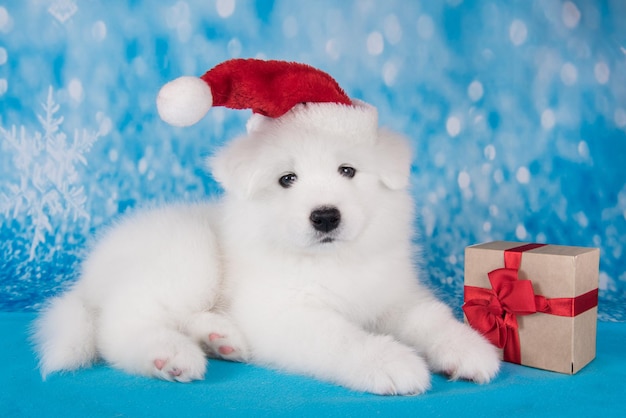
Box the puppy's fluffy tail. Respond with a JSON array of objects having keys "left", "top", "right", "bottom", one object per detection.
[{"left": 31, "top": 289, "right": 97, "bottom": 380}]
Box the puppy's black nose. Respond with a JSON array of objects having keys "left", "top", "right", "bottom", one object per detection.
[{"left": 310, "top": 207, "right": 341, "bottom": 233}]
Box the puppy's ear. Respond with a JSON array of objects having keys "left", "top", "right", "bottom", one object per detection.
[
  {"left": 374, "top": 129, "right": 413, "bottom": 190},
  {"left": 208, "top": 136, "right": 263, "bottom": 198}
]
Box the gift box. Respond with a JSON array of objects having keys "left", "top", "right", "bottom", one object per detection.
[{"left": 463, "top": 241, "right": 599, "bottom": 374}]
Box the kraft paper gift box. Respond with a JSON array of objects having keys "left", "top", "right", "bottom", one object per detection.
[{"left": 463, "top": 241, "right": 599, "bottom": 374}]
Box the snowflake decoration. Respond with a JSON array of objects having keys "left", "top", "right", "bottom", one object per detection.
[
  {"left": 1, "top": 87, "right": 104, "bottom": 260},
  {"left": 48, "top": 0, "right": 78, "bottom": 24}
]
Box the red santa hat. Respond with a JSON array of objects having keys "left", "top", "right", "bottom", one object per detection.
[{"left": 156, "top": 58, "right": 359, "bottom": 127}]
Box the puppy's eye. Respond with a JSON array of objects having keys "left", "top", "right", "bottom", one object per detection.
[
  {"left": 338, "top": 165, "right": 356, "bottom": 179},
  {"left": 278, "top": 172, "right": 298, "bottom": 188}
]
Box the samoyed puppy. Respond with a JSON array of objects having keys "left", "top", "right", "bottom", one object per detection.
[{"left": 33, "top": 101, "right": 500, "bottom": 395}]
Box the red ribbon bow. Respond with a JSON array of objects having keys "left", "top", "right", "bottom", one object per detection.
[{"left": 463, "top": 243, "right": 598, "bottom": 364}]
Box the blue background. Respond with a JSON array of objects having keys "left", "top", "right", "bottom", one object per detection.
[{"left": 1, "top": 0, "right": 624, "bottom": 321}]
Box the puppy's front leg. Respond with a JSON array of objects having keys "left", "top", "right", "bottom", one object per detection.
[
  {"left": 382, "top": 294, "right": 501, "bottom": 383},
  {"left": 248, "top": 307, "right": 431, "bottom": 395}
]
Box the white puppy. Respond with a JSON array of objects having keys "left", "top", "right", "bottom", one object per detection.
[{"left": 33, "top": 102, "right": 499, "bottom": 395}]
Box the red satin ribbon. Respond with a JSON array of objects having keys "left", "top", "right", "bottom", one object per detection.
[{"left": 463, "top": 243, "right": 598, "bottom": 364}]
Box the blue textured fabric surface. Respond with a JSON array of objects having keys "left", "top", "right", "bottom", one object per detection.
[{"left": 1, "top": 313, "right": 624, "bottom": 417}]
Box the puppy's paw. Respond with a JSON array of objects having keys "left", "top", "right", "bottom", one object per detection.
[
  {"left": 203, "top": 331, "right": 249, "bottom": 362},
  {"left": 187, "top": 311, "right": 250, "bottom": 363},
  {"left": 151, "top": 342, "right": 207, "bottom": 383},
  {"left": 427, "top": 324, "right": 500, "bottom": 384},
  {"left": 360, "top": 336, "right": 431, "bottom": 396}
]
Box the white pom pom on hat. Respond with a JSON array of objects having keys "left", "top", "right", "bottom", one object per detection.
[{"left": 156, "top": 76, "right": 213, "bottom": 127}]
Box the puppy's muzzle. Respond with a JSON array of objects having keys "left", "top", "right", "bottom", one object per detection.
[{"left": 310, "top": 206, "right": 341, "bottom": 233}]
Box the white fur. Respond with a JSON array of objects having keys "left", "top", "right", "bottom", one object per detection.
[
  {"left": 33, "top": 102, "right": 499, "bottom": 394},
  {"left": 32, "top": 204, "right": 248, "bottom": 382}
]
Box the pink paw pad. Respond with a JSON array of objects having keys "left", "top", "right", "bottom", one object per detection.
[
  {"left": 153, "top": 359, "right": 184, "bottom": 377},
  {"left": 219, "top": 346, "right": 235, "bottom": 355},
  {"left": 208, "top": 333, "right": 235, "bottom": 356},
  {"left": 168, "top": 368, "right": 182, "bottom": 377},
  {"left": 154, "top": 359, "right": 166, "bottom": 370}
]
